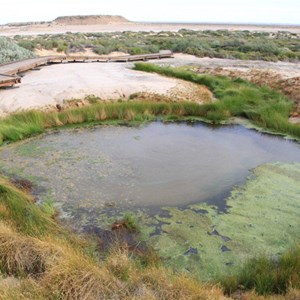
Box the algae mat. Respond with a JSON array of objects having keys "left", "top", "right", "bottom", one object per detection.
[{"left": 144, "top": 162, "right": 300, "bottom": 279}]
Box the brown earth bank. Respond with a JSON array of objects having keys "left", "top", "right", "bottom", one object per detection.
[{"left": 195, "top": 67, "right": 300, "bottom": 116}]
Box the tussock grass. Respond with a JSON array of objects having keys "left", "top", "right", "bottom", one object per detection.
[
  {"left": 0, "top": 178, "right": 227, "bottom": 299},
  {"left": 41, "top": 247, "right": 112, "bottom": 300},
  {"left": 222, "top": 246, "right": 300, "bottom": 296},
  {"left": 134, "top": 63, "right": 300, "bottom": 139},
  {"left": 0, "top": 178, "right": 57, "bottom": 235},
  {"left": 0, "top": 224, "right": 45, "bottom": 277}
]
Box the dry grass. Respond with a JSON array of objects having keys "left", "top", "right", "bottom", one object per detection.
[
  {"left": 0, "top": 233, "right": 228, "bottom": 299},
  {"left": 0, "top": 224, "right": 46, "bottom": 277},
  {"left": 238, "top": 288, "right": 300, "bottom": 299},
  {"left": 0, "top": 178, "right": 230, "bottom": 299},
  {"left": 41, "top": 249, "right": 112, "bottom": 300}
]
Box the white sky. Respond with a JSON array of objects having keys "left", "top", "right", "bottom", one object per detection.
[{"left": 0, "top": 0, "right": 300, "bottom": 25}]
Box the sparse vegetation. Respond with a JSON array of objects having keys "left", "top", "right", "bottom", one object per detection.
[
  {"left": 14, "top": 30, "right": 300, "bottom": 61},
  {"left": 0, "top": 37, "right": 35, "bottom": 64}
]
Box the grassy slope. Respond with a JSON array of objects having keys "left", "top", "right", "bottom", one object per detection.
[{"left": 0, "top": 178, "right": 226, "bottom": 299}]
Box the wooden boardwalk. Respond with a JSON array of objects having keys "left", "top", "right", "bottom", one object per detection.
[
  {"left": 0, "top": 51, "right": 173, "bottom": 87},
  {"left": 0, "top": 74, "right": 21, "bottom": 87}
]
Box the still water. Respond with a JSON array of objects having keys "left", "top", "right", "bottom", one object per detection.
[{"left": 0, "top": 122, "right": 299, "bottom": 213}]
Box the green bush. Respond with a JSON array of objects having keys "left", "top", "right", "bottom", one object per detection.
[{"left": 0, "top": 37, "right": 35, "bottom": 64}]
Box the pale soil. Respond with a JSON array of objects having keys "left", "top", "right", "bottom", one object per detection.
[
  {"left": 0, "top": 62, "right": 211, "bottom": 117},
  {"left": 1, "top": 22, "right": 300, "bottom": 36}
]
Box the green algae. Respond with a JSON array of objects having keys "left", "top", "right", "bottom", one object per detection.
[
  {"left": 147, "top": 206, "right": 231, "bottom": 278},
  {"left": 216, "top": 163, "right": 300, "bottom": 255},
  {"left": 146, "top": 162, "right": 300, "bottom": 280},
  {"left": 15, "top": 140, "right": 55, "bottom": 158}
]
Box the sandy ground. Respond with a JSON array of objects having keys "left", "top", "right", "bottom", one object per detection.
[
  {"left": 1, "top": 23, "right": 300, "bottom": 36},
  {"left": 0, "top": 61, "right": 209, "bottom": 116}
]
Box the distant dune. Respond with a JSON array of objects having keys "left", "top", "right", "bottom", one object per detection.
[{"left": 53, "top": 15, "right": 130, "bottom": 25}]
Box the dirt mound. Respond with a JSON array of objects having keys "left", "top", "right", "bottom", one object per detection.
[{"left": 53, "top": 15, "right": 130, "bottom": 25}]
